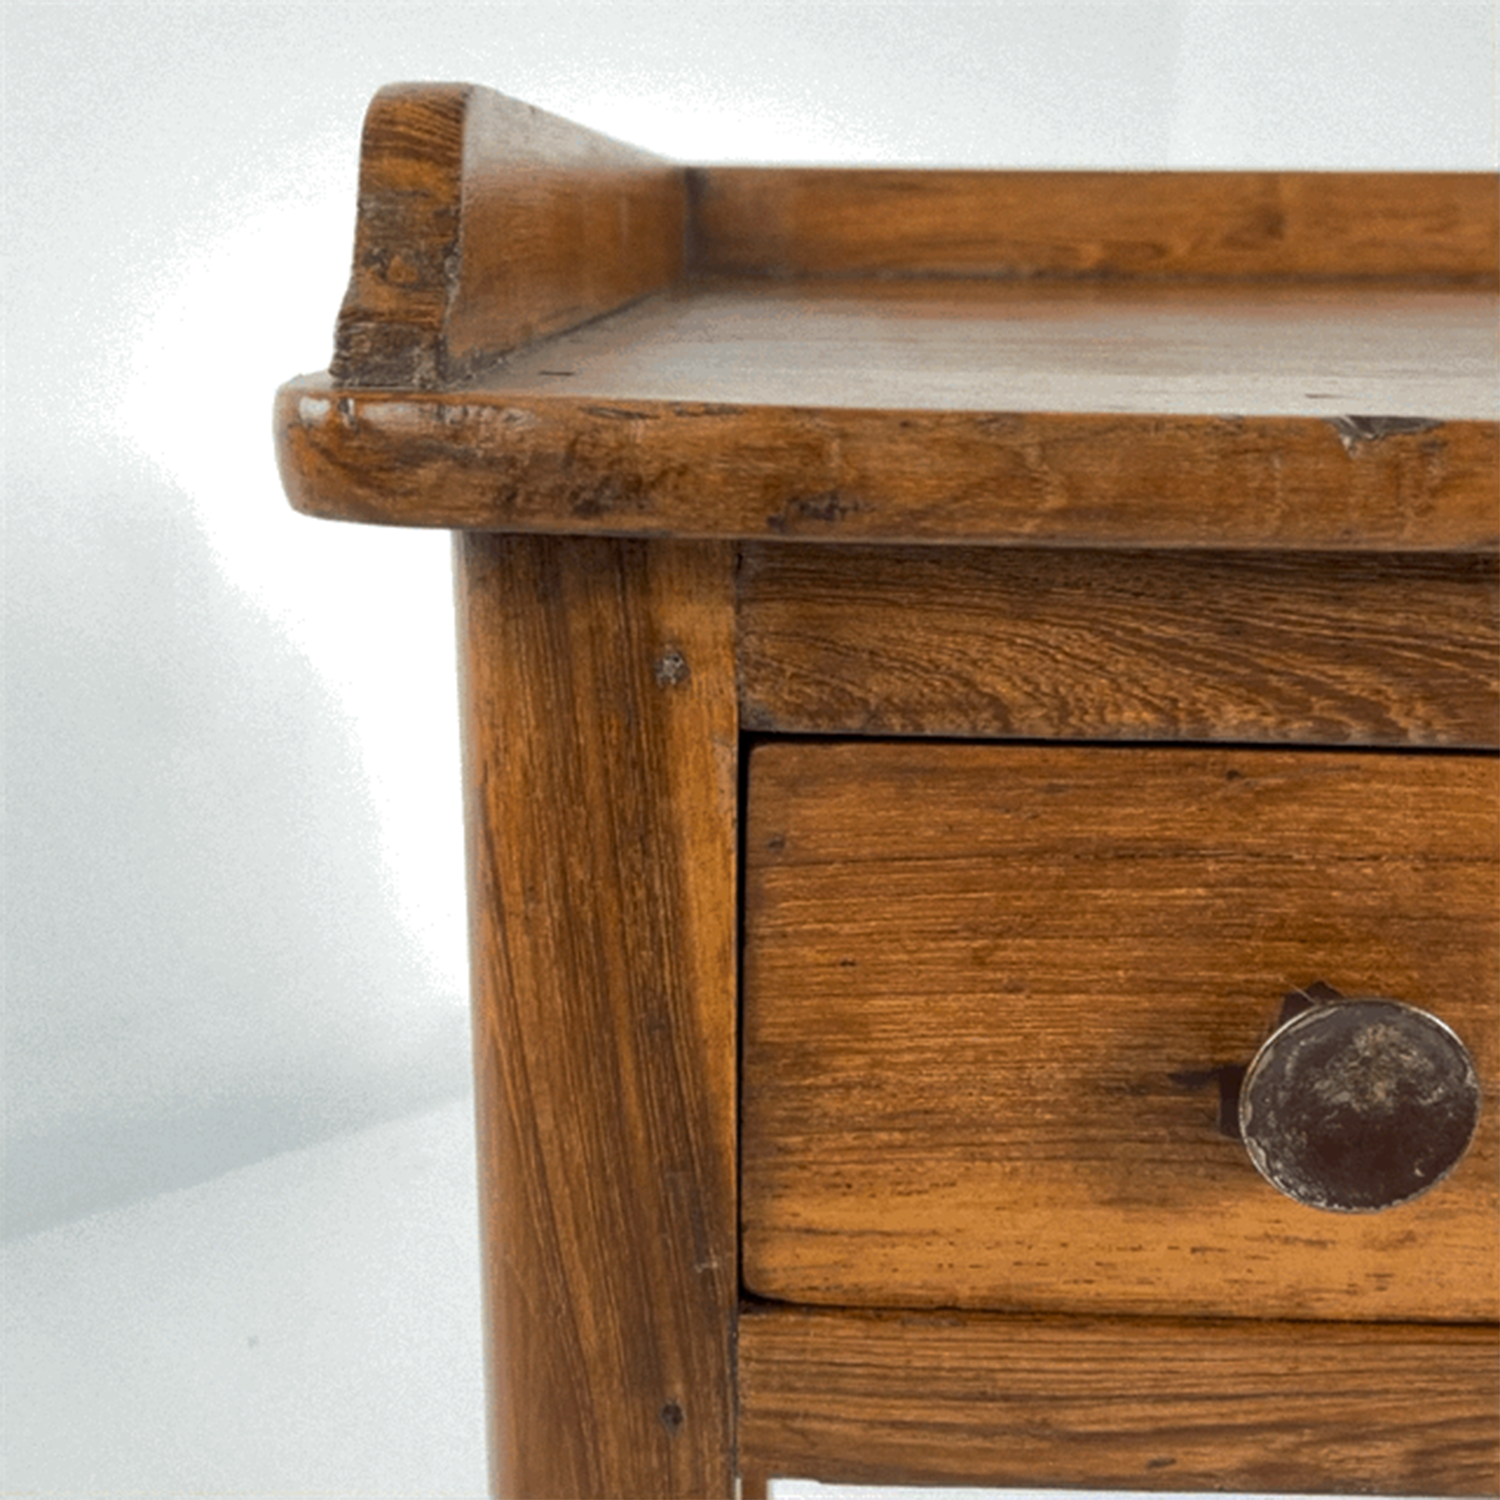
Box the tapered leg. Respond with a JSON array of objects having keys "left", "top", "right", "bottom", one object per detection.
[{"left": 456, "top": 534, "right": 739, "bottom": 1498}]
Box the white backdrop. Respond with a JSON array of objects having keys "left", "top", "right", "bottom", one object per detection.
[{"left": 4, "top": 3, "right": 1495, "bottom": 1495}]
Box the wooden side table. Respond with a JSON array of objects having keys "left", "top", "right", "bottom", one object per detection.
[{"left": 275, "top": 83, "right": 1500, "bottom": 1499}]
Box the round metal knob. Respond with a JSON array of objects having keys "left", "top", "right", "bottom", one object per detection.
[{"left": 1239, "top": 996, "right": 1481, "bottom": 1213}]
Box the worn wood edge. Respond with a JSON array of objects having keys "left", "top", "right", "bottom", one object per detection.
[
  {"left": 737, "top": 1303, "right": 1500, "bottom": 1495},
  {"left": 690, "top": 168, "right": 1500, "bottom": 284},
  {"left": 331, "top": 82, "right": 686, "bottom": 389},
  {"left": 330, "top": 83, "right": 464, "bottom": 387},
  {"left": 735, "top": 544, "right": 1500, "bottom": 747},
  {"left": 274, "top": 377, "right": 1500, "bottom": 551}
]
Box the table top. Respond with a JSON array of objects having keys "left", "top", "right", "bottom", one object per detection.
[
  {"left": 275, "top": 82, "right": 1498, "bottom": 552},
  {"left": 475, "top": 276, "right": 1497, "bottom": 420}
]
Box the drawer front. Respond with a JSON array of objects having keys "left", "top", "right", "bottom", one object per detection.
[{"left": 742, "top": 742, "right": 1499, "bottom": 1322}]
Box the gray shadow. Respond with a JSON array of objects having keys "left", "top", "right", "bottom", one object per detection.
[{"left": 3, "top": 451, "right": 472, "bottom": 1238}]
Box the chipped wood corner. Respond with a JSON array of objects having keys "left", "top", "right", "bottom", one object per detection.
[
  {"left": 330, "top": 83, "right": 471, "bottom": 388},
  {"left": 1328, "top": 413, "right": 1448, "bottom": 454},
  {"left": 330, "top": 82, "right": 687, "bottom": 390}
]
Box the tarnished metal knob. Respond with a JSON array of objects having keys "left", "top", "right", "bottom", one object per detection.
[{"left": 1239, "top": 990, "right": 1481, "bottom": 1213}]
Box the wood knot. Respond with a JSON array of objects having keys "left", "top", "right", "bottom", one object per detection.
[{"left": 653, "top": 647, "right": 690, "bottom": 687}]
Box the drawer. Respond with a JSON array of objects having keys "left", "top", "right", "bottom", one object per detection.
[{"left": 742, "top": 741, "right": 1499, "bottom": 1323}]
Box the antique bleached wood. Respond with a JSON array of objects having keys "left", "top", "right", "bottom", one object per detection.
[{"left": 275, "top": 82, "right": 1500, "bottom": 1499}]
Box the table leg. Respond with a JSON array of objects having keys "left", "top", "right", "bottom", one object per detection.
[{"left": 456, "top": 534, "right": 739, "bottom": 1498}]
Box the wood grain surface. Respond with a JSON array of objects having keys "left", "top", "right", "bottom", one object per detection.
[
  {"left": 476, "top": 280, "right": 1499, "bottom": 419},
  {"left": 738, "top": 1305, "right": 1500, "bottom": 1496},
  {"left": 276, "top": 375, "right": 1498, "bottom": 550},
  {"left": 737, "top": 545, "right": 1500, "bottom": 746},
  {"left": 331, "top": 83, "right": 683, "bottom": 388},
  {"left": 691, "top": 168, "right": 1500, "bottom": 282},
  {"left": 457, "top": 535, "right": 737, "bottom": 1498},
  {"left": 742, "top": 741, "right": 1500, "bottom": 1322}
]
